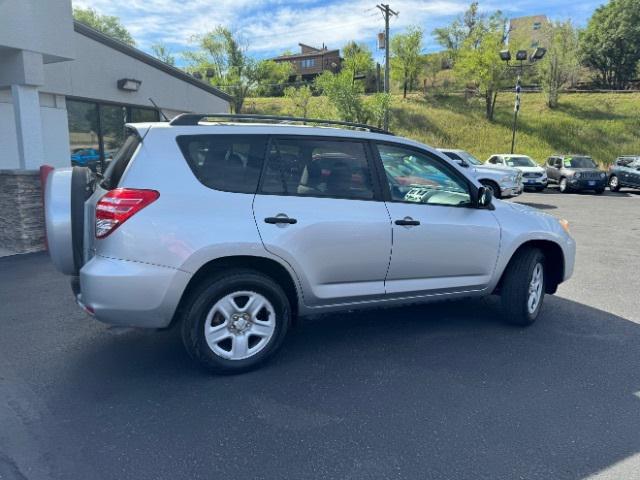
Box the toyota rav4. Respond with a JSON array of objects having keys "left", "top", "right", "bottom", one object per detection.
[{"left": 45, "top": 114, "right": 575, "bottom": 374}]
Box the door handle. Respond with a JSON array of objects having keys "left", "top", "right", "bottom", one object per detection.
[
  {"left": 395, "top": 218, "right": 420, "bottom": 226},
  {"left": 264, "top": 216, "right": 297, "bottom": 225}
]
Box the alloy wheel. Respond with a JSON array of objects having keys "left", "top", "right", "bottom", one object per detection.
[
  {"left": 527, "top": 263, "right": 544, "bottom": 314},
  {"left": 203, "top": 291, "right": 276, "bottom": 360}
]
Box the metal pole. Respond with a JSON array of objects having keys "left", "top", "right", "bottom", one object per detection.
[
  {"left": 377, "top": 4, "right": 397, "bottom": 131},
  {"left": 510, "top": 64, "right": 522, "bottom": 154}
]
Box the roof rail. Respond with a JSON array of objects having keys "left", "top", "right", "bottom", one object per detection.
[{"left": 168, "top": 113, "right": 393, "bottom": 135}]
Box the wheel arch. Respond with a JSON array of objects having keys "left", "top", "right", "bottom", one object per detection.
[
  {"left": 496, "top": 240, "right": 565, "bottom": 295},
  {"left": 169, "top": 255, "right": 301, "bottom": 329}
]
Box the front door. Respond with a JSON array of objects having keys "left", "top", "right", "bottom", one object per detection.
[
  {"left": 253, "top": 136, "right": 392, "bottom": 307},
  {"left": 374, "top": 143, "right": 501, "bottom": 295}
]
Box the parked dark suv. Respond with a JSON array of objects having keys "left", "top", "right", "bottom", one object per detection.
[
  {"left": 608, "top": 155, "right": 640, "bottom": 192},
  {"left": 545, "top": 155, "right": 607, "bottom": 194}
]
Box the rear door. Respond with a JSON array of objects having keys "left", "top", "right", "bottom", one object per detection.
[
  {"left": 374, "top": 142, "right": 501, "bottom": 295},
  {"left": 253, "top": 136, "right": 392, "bottom": 307}
]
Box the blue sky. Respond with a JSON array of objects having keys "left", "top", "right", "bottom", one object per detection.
[{"left": 73, "top": 0, "right": 605, "bottom": 64}]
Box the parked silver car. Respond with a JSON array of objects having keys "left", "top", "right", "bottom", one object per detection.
[
  {"left": 45, "top": 115, "right": 575, "bottom": 374},
  {"left": 438, "top": 148, "right": 523, "bottom": 198}
]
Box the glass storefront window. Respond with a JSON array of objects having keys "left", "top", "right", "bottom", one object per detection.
[
  {"left": 100, "top": 105, "right": 127, "bottom": 163},
  {"left": 66, "top": 100, "right": 160, "bottom": 172},
  {"left": 131, "top": 107, "right": 159, "bottom": 123},
  {"left": 68, "top": 101, "right": 100, "bottom": 169}
]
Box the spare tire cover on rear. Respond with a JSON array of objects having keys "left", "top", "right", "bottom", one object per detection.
[{"left": 45, "top": 167, "right": 94, "bottom": 275}]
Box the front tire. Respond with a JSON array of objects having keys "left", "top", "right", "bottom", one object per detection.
[
  {"left": 181, "top": 270, "right": 291, "bottom": 374},
  {"left": 609, "top": 175, "right": 620, "bottom": 192},
  {"left": 500, "top": 248, "right": 546, "bottom": 326},
  {"left": 559, "top": 177, "right": 569, "bottom": 193},
  {"left": 480, "top": 180, "right": 502, "bottom": 199}
]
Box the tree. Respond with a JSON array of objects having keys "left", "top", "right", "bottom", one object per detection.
[
  {"left": 539, "top": 21, "right": 580, "bottom": 108},
  {"left": 253, "top": 60, "right": 294, "bottom": 97},
  {"left": 342, "top": 41, "right": 375, "bottom": 86},
  {"left": 73, "top": 7, "right": 135, "bottom": 46},
  {"left": 151, "top": 43, "right": 175, "bottom": 66},
  {"left": 455, "top": 14, "right": 509, "bottom": 120},
  {"left": 579, "top": 0, "right": 640, "bottom": 90},
  {"left": 284, "top": 85, "right": 313, "bottom": 118},
  {"left": 390, "top": 27, "right": 425, "bottom": 98},
  {"left": 185, "top": 27, "right": 257, "bottom": 112},
  {"left": 433, "top": 2, "right": 485, "bottom": 63},
  {"left": 314, "top": 71, "right": 369, "bottom": 123}
]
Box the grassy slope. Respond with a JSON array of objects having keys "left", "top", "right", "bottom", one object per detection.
[{"left": 248, "top": 92, "right": 640, "bottom": 165}]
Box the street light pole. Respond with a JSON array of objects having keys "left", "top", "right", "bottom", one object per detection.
[
  {"left": 510, "top": 63, "right": 523, "bottom": 154},
  {"left": 500, "top": 48, "right": 546, "bottom": 155}
]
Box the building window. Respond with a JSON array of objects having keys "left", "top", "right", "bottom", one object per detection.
[
  {"left": 300, "top": 58, "right": 316, "bottom": 69},
  {"left": 68, "top": 101, "right": 100, "bottom": 169},
  {"left": 533, "top": 22, "right": 542, "bottom": 30},
  {"left": 67, "top": 99, "right": 159, "bottom": 171}
]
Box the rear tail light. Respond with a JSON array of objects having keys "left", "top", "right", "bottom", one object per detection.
[{"left": 95, "top": 188, "right": 159, "bottom": 238}]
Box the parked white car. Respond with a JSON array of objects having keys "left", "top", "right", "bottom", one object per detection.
[
  {"left": 438, "top": 149, "right": 523, "bottom": 198},
  {"left": 486, "top": 154, "right": 548, "bottom": 192}
]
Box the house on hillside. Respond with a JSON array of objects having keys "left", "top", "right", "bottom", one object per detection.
[
  {"left": 272, "top": 43, "right": 341, "bottom": 82},
  {"left": 509, "top": 15, "right": 550, "bottom": 50}
]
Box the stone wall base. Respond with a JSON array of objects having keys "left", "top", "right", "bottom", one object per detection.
[{"left": 0, "top": 170, "right": 46, "bottom": 253}]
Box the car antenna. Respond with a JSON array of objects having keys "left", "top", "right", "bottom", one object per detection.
[{"left": 148, "top": 97, "right": 169, "bottom": 121}]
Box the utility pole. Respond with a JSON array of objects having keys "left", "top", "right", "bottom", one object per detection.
[
  {"left": 510, "top": 65, "right": 522, "bottom": 154},
  {"left": 376, "top": 3, "right": 398, "bottom": 131}
]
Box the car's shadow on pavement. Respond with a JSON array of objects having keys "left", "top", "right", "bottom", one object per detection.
[{"left": 56, "top": 293, "right": 640, "bottom": 479}]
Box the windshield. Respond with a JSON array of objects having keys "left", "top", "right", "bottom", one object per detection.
[
  {"left": 566, "top": 157, "right": 597, "bottom": 168},
  {"left": 457, "top": 151, "right": 483, "bottom": 165},
  {"left": 505, "top": 156, "right": 536, "bottom": 167}
]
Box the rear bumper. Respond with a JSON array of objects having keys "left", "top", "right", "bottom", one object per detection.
[{"left": 78, "top": 255, "right": 191, "bottom": 328}]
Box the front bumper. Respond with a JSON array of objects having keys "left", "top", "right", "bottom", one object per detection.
[
  {"left": 78, "top": 255, "right": 191, "bottom": 328},
  {"left": 522, "top": 177, "right": 548, "bottom": 188},
  {"left": 568, "top": 178, "right": 607, "bottom": 190},
  {"left": 500, "top": 183, "right": 523, "bottom": 197}
]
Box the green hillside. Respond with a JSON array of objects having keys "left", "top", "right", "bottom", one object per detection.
[{"left": 247, "top": 92, "right": 640, "bottom": 165}]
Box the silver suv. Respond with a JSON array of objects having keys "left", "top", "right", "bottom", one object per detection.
[
  {"left": 45, "top": 114, "right": 575, "bottom": 374},
  {"left": 438, "top": 149, "right": 523, "bottom": 198}
]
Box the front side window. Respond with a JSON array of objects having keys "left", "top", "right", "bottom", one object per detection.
[
  {"left": 177, "top": 135, "right": 267, "bottom": 193},
  {"left": 261, "top": 138, "right": 374, "bottom": 200},
  {"left": 377, "top": 144, "right": 471, "bottom": 207}
]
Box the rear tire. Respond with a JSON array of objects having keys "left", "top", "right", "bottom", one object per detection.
[
  {"left": 500, "top": 247, "right": 546, "bottom": 326},
  {"left": 181, "top": 269, "right": 291, "bottom": 374},
  {"left": 480, "top": 180, "right": 502, "bottom": 199}
]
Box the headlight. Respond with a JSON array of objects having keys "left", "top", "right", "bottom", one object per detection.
[
  {"left": 558, "top": 218, "right": 570, "bottom": 234},
  {"left": 500, "top": 175, "right": 515, "bottom": 184}
]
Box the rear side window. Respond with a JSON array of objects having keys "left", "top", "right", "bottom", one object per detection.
[
  {"left": 101, "top": 129, "right": 140, "bottom": 190},
  {"left": 261, "top": 138, "right": 374, "bottom": 200},
  {"left": 177, "top": 135, "right": 267, "bottom": 193}
]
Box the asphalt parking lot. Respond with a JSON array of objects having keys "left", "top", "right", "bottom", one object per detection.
[{"left": 1, "top": 187, "right": 639, "bottom": 480}]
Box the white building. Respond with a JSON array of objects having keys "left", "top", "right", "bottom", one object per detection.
[{"left": 0, "top": 0, "right": 231, "bottom": 254}]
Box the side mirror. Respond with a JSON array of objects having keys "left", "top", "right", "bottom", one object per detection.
[
  {"left": 477, "top": 185, "right": 493, "bottom": 208},
  {"left": 455, "top": 159, "right": 469, "bottom": 168}
]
